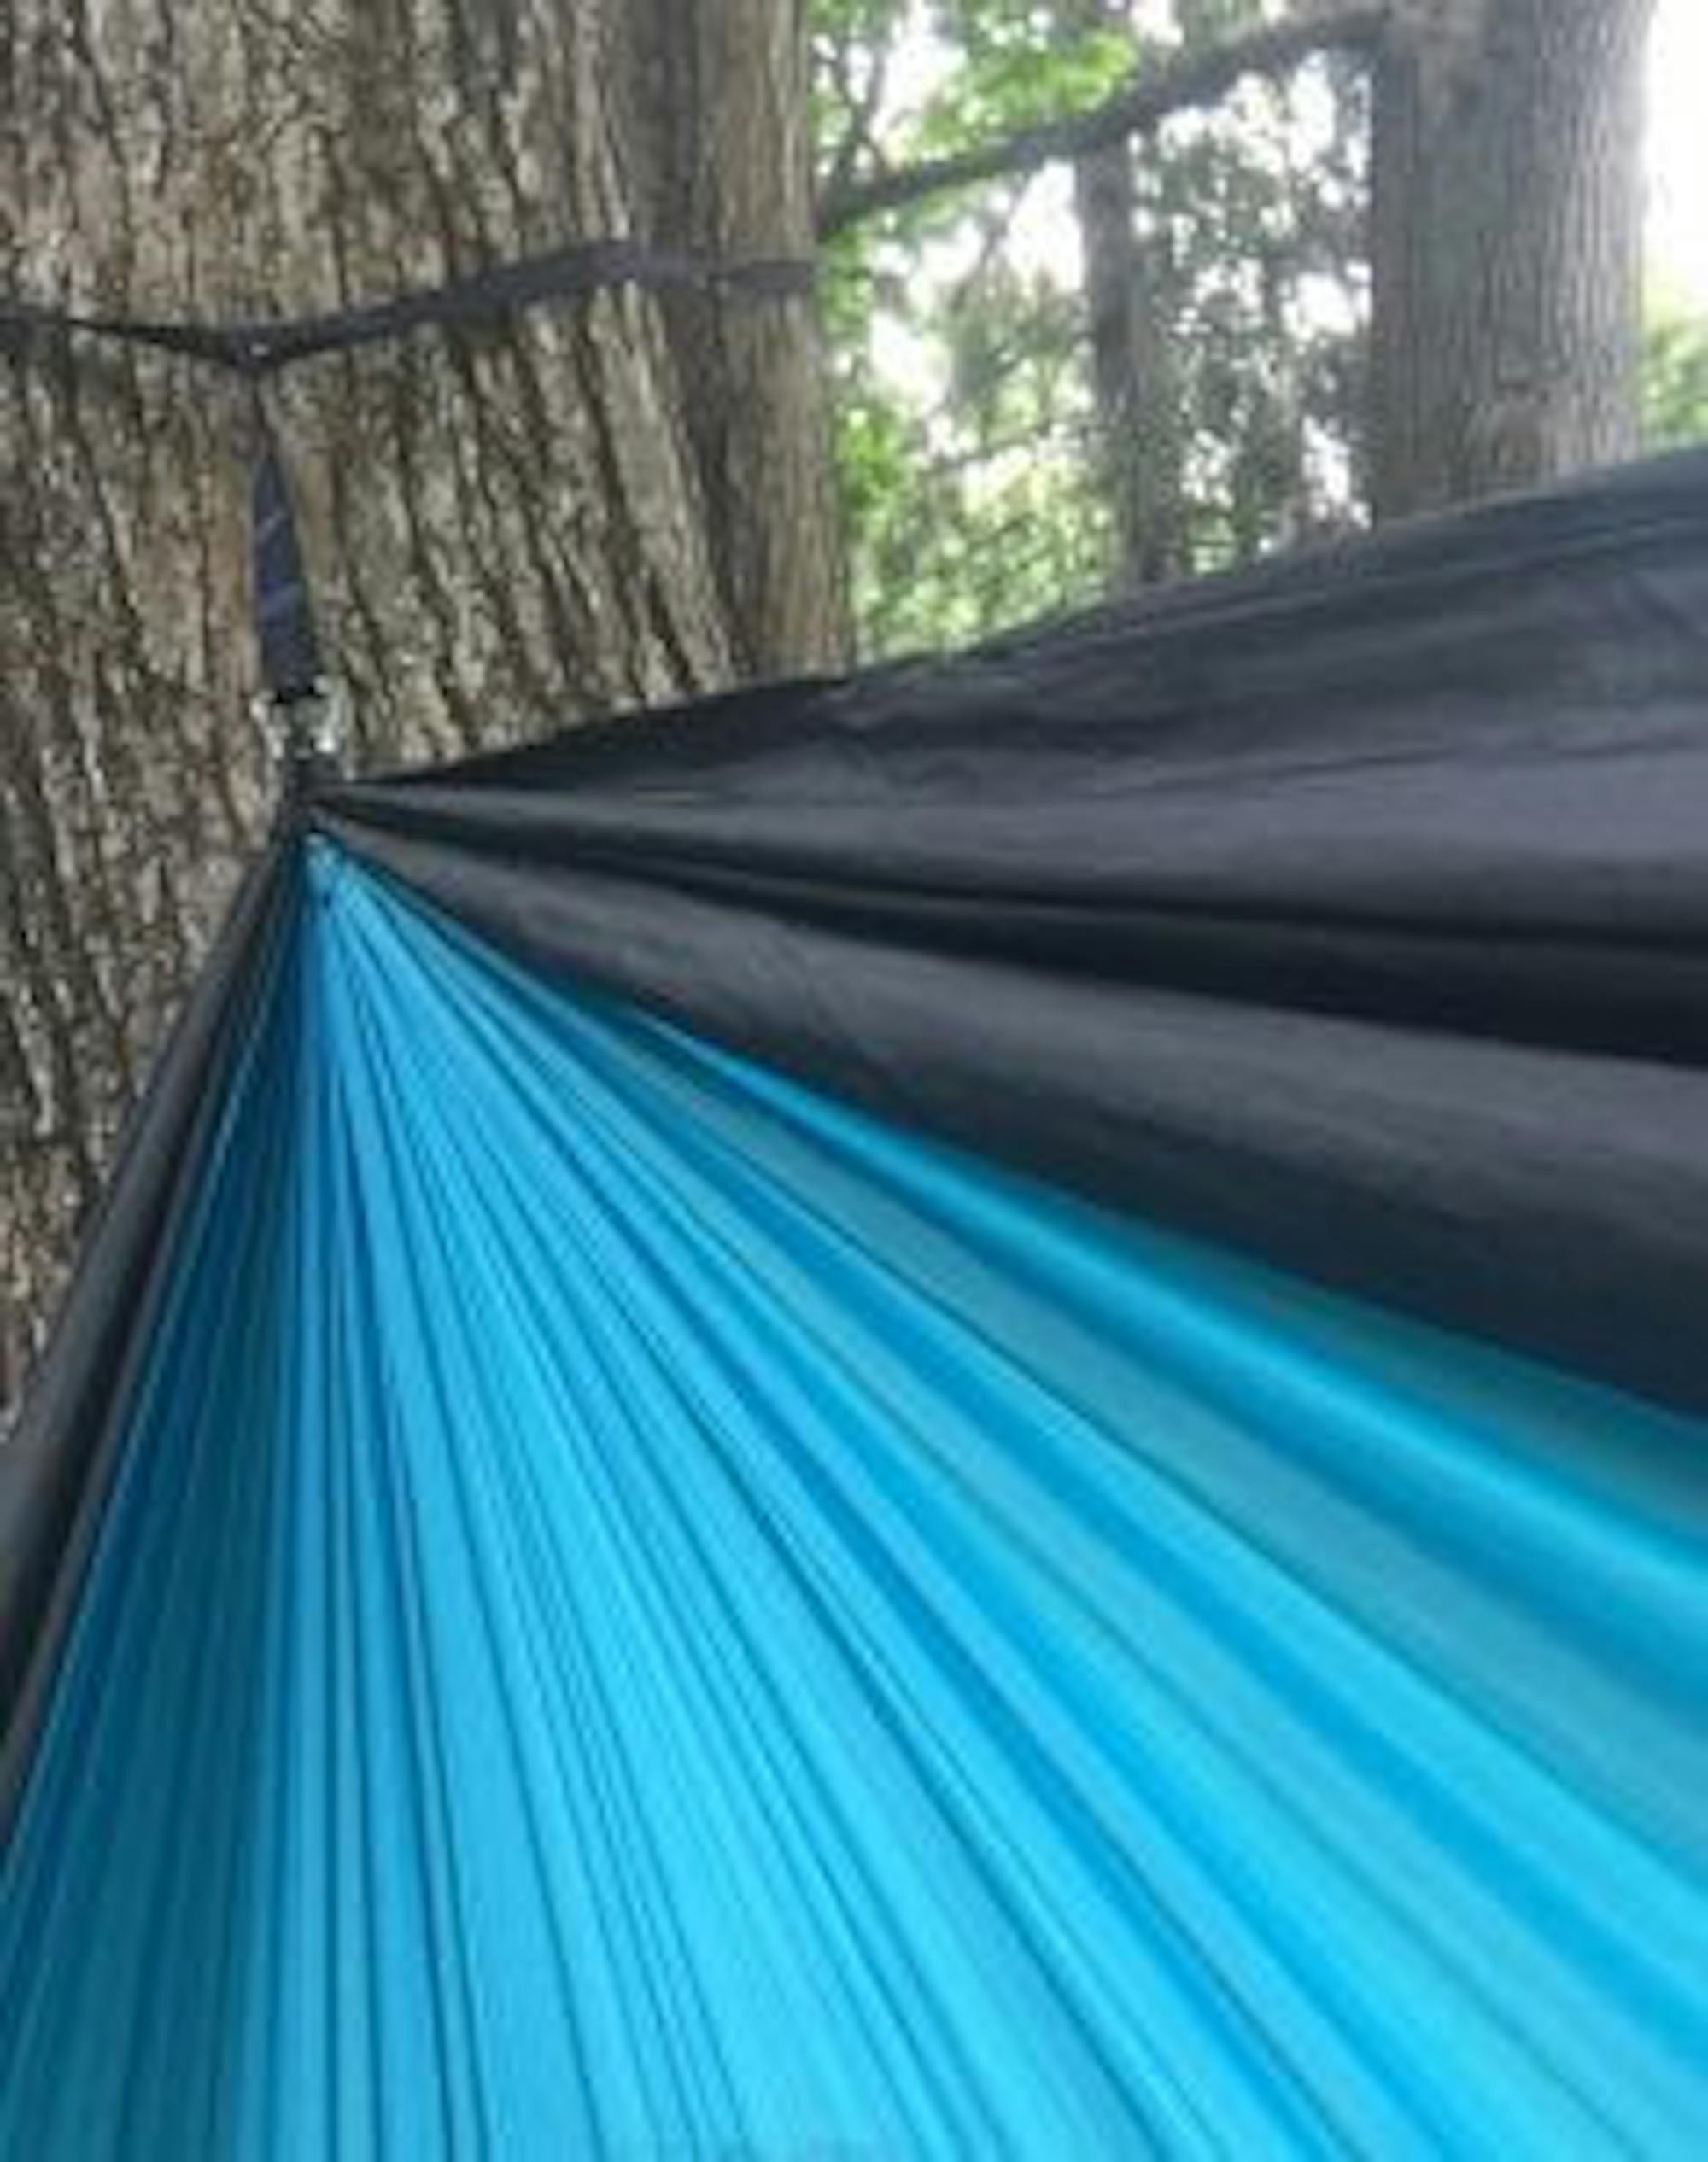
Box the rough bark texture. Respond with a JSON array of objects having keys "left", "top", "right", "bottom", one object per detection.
[
  {"left": 1370, "top": 0, "right": 1654, "bottom": 519},
  {"left": 0, "top": 0, "right": 844, "bottom": 1421},
  {"left": 614, "top": 0, "right": 850, "bottom": 677}
]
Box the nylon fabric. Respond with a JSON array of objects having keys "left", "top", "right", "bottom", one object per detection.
[
  {"left": 0, "top": 845, "right": 291, "bottom": 1836},
  {"left": 320, "top": 447, "right": 1708, "bottom": 1413},
  {"left": 2, "top": 846, "right": 1704, "bottom": 2158}
]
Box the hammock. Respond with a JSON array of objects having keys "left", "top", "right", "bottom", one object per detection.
[{"left": 3, "top": 448, "right": 1706, "bottom": 2158}]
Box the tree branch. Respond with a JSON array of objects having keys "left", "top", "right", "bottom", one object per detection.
[{"left": 816, "top": 4, "right": 1388, "bottom": 238}]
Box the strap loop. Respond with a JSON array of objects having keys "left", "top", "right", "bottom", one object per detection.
[
  {"left": 1, "top": 237, "right": 812, "bottom": 789},
  {"left": 0, "top": 239, "right": 814, "bottom": 380}
]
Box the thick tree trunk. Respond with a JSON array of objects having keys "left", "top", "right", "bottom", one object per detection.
[
  {"left": 1369, "top": 0, "right": 1654, "bottom": 520},
  {"left": 614, "top": 0, "right": 850, "bottom": 676},
  {"left": 0, "top": 1, "right": 843, "bottom": 1420}
]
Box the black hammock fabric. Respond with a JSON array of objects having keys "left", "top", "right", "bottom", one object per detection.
[
  {"left": 319, "top": 445, "right": 1708, "bottom": 1414},
  {"left": 0, "top": 448, "right": 1705, "bottom": 2158}
]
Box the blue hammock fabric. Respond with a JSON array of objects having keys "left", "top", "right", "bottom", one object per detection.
[
  {"left": 3, "top": 453, "right": 1708, "bottom": 2157},
  {"left": 2, "top": 849, "right": 1705, "bottom": 2157}
]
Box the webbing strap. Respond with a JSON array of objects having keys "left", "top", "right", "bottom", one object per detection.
[
  {"left": 0, "top": 238, "right": 814, "bottom": 378},
  {"left": 249, "top": 390, "right": 325, "bottom": 713},
  {"left": 0, "top": 238, "right": 814, "bottom": 728}
]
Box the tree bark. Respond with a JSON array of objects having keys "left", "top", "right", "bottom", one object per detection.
[
  {"left": 1067, "top": 2, "right": 1140, "bottom": 585},
  {"left": 0, "top": 0, "right": 843, "bottom": 1420},
  {"left": 613, "top": 0, "right": 850, "bottom": 677},
  {"left": 1066, "top": 3, "right": 1187, "bottom": 589},
  {"left": 1369, "top": 0, "right": 1655, "bottom": 519},
  {"left": 1074, "top": 126, "right": 1148, "bottom": 584}
]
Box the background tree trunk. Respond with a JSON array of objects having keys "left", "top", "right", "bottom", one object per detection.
[
  {"left": 0, "top": 0, "right": 843, "bottom": 1423},
  {"left": 1369, "top": 0, "right": 1655, "bottom": 519},
  {"left": 1073, "top": 124, "right": 1190, "bottom": 587},
  {"left": 1065, "top": 1, "right": 1187, "bottom": 588}
]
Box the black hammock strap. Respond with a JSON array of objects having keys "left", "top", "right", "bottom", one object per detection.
[
  {"left": 0, "top": 238, "right": 815, "bottom": 717},
  {"left": 248, "top": 389, "right": 325, "bottom": 715},
  {"left": 0, "top": 238, "right": 815, "bottom": 378}
]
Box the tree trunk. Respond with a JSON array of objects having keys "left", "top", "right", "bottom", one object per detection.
[
  {"left": 1074, "top": 131, "right": 1190, "bottom": 588},
  {"left": 613, "top": 0, "right": 850, "bottom": 676},
  {"left": 1369, "top": 0, "right": 1654, "bottom": 520},
  {"left": 0, "top": 1, "right": 843, "bottom": 1422},
  {"left": 1066, "top": 2, "right": 1186, "bottom": 589}
]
